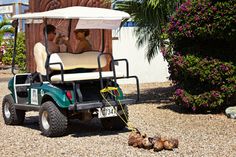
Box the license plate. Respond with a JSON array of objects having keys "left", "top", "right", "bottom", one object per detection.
[{"left": 98, "top": 106, "right": 117, "bottom": 118}]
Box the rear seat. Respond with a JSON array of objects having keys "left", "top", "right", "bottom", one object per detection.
[
  {"left": 49, "top": 51, "right": 124, "bottom": 82},
  {"left": 34, "top": 42, "right": 123, "bottom": 83},
  {"left": 49, "top": 51, "right": 107, "bottom": 70}
]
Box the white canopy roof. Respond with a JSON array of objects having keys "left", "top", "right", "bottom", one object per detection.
[{"left": 12, "top": 6, "right": 130, "bottom": 29}]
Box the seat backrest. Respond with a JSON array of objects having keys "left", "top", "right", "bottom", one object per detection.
[
  {"left": 49, "top": 51, "right": 107, "bottom": 71},
  {"left": 33, "top": 42, "right": 47, "bottom": 75}
]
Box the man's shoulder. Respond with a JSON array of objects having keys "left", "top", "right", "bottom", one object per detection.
[{"left": 34, "top": 42, "right": 45, "bottom": 49}]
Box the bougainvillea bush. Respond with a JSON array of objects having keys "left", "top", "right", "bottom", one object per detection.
[
  {"left": 165, "top": 0, "right": 236, "bottom": 112},
  {"left": 168, "top": 0, "right": 236, "bottom": 62},
  {"left": 168, "top": 0, "right": 236, "bottom": 41},
  {"left": 169, "top": 54, "right": 236, "bottom": 111}
]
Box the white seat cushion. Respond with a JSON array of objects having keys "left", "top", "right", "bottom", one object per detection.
[
  {"left": 50, "top": 71, "right": 124, "bottom": 82},
  {"left": 49, "top": 51, "right": 107, "bottom": 70}
]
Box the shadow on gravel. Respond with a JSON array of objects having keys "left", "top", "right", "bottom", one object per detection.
[
  {"left": 156, "top": 103, "right": 192, "bottom": 114},
  {"left": 24, "top": 116, "right": 40, "bottom": 131},
  {"left": 156, "top": 103, "right": 226, "bottom": 114},
  {"left": 126, "top": 85, "right": 212, "bottom": 114},
  {"left": 69, "top": 118, "right": 130, "bottom": 138},
  {"left": 22, "top": 116, "right": 130, "bottom": 137},
  {"left": 127, "top": 86, "right": 175, "bottom": 104}
]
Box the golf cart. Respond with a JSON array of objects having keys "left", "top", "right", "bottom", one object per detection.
[{"left": 2, "top": 6, "right": 139, "bottom": 137}]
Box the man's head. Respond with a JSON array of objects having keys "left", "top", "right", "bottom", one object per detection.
[{"left": 43, "top": 24, "right": 56, "bottom": 41}]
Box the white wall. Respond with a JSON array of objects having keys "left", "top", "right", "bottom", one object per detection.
[{"left": 112, "top": 27, "right": 169, "bottom": 84}]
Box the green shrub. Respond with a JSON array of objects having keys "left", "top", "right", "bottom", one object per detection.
[{"left": 2, "top": 32, "right": 26, "bottom": 72}]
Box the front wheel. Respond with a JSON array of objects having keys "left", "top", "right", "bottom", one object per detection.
[
  {"left": 2, "top": 94, "right": 25, "bottom": 125},
  {"left": 39, "top": 101, "right": 68, "bottom": 137},
  {"left": 100, "top": 105, "right": 128, "bottom": 130}
]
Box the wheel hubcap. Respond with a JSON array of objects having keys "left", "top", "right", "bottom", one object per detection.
[
  {"left": 42, "top": 111, "right": 50, "bottom": 130},
  {"left": 4, "top": 102, "right": 11, "bottom": 119}
]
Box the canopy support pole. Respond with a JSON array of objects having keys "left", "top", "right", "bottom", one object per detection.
[
  {"left": 101, "top": 29, "right": 104, "bottom": 53},
  {"left": 67, "top": 19, "right": 72, "bottom": 52},
  {"left": 43, "top": 19, "right": 50, "bottom": 81},
  {"left": 12, "top": 20, "right": 19, "bottom": 75}
]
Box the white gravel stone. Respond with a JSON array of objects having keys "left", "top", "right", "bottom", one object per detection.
[{"left": 226, "top": 106, "right": 236, "bottom": 119}]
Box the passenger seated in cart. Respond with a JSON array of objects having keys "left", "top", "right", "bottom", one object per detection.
[
  {"left": 59, "top": 28, "right": 95, "bottom": 73},
  {"left": 74, "top": 29, "right": 92, "bottom": 54}
]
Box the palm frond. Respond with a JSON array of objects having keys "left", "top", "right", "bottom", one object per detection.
[
  {"left": 0, "top": 19, "right": 11, "bottom": 29},
  {"left": 115, "top": 0, "right": 182, "bottom": 61}
]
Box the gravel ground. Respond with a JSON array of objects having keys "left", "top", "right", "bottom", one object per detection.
[{"left": 0, "top": 72, "right": 236, "bottom": 157}]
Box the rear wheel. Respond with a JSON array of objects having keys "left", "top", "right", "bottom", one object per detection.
[
  {"left": 100, "top": 105, "right": 128, "bottom": 130},
  {"left": 39, "top": 101, "right": 68, "bottom": 137},
  {"left": 2, "top": 94, "right": 25, "bottom": 125}
]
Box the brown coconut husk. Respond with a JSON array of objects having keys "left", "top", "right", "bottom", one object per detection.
[
  {"left": 128, "top": 129, "right": 141, "bottom": 146},
  {"left": 164, "top": 138, "right": 179, "bottom": 150},
  {"left": 128, "top": 130, "right": 179, "bottom": 152},
  {"left": 153, "top": 137, "right": 164, "bottom": 152},
  {"left": 142, "top": 137, "right": 153, "bottom": 149}
]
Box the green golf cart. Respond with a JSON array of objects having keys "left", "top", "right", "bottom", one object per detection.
[{"left": 2, "top": 6, "right": 139, "bottom": 137}]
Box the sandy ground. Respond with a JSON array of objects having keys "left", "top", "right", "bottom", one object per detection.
[{"left": 0, "top": 72, "right": 236, "bottom": 157}]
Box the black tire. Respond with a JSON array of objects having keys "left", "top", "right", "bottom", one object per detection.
[
  {"left": 100, "top": 105, "right": 128, "bottom": 130},
  {"left": 2, "top": 94, "right": 25, "bottom": 125},
  {"left": 39, "top": 101, "right": 68, "bottom": 137}
]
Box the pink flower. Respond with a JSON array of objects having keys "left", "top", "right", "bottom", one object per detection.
[
  {"left": 161, "top": 28, "right": 166, "bottom": 33},
  {"left": 194, "top": 16, "right": 200, "bottom": 21},
  {"left": 221, "top": 86, "right": 227, "bottom": 92},
  {"left": 192, "top": 106, "right": 196, "bottom": 111},
  {"left": 178, "top": 26, "right": 183, "bottom": 32},
  {"left": 182, "top": 97, "right": 189, "bottom": 104},
  {"left": 180, "top": 5, "right": 188, "bottom": 12},
  {"left": 160, "top": 47, "right": 167, "bottom": 57},
  {"left": 186, "top": 30, "right": 192, "bottom": 37},
  {"left": 185, "top": 24, "right": 191, "bottom": 29},
  {"left": 175, "top": 88, "right": 184, "bottom": 96},
  {"left": 202, "top": 103, "right": 208, "bottom": 107},
  {"left": 176, "top": 21, "right": 181, "bottom": 25},
  {"left": 212, "top": 6, "right": 217, "bottom": 12},
  {"left": 211, "top": 91, "right": 220, "bottom": 98},
  {"left": 220, "top": 64, "right": 229, "bottom": 72},
  {"left": 0, "top": 46, "right": 6, "bottom": 54}
]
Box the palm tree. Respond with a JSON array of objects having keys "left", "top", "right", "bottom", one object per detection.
[{"left": 114, "top": 0, "right": 184, "bottom": 61}]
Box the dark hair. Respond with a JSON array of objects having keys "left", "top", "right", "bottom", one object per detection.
[
  {"left": 74, "top": 29, "right": 90, "bottom": 37},
  {"left": 43, "top": 24, "right": 56, "bottom": 34}
]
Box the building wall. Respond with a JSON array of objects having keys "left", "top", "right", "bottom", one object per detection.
[
  {"left": 0, "top": 0, "right": 28, "bottom": 4},
  {"left": 0, "top": 1, "right": 29, "bottom": 31},
  {"left": 112, "top": 27, "right": 169, "bottom": 84}
]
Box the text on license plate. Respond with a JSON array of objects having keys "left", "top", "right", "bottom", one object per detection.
[{"left": 98, "top": 106, "right": 117, "bottom": 118}]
